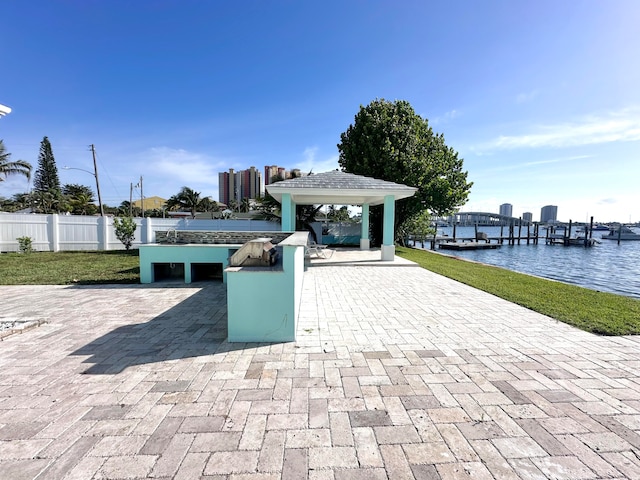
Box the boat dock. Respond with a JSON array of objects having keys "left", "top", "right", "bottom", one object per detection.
[{"left": 416, "top": 217, "right": 603, "bottom": 251}]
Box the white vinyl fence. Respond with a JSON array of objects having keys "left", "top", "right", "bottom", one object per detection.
[{"left": 0, "top": 213, "right": 280, "bottom": 252}]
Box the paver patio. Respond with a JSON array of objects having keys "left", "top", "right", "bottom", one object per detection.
[{"left": 2, "top": 250, "right": 640, "bottom": 479}]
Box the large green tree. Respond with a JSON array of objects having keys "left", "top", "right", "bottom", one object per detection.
[
  {"left": 0, "top": 140, "right": 32, "bottom": 183},
  {"left": 337, "top": 99, "right": 472, "bottom": 245},
  {"left": 63, "top": 183, "right": 97, "bottom": 215},
  {"left": 33, "top": 136, "right": 61, "bottom": 195},
  {"left": 1, "top": 193, "right": 31, "bottom": 212},
  {"left": 327, "top": 205, "right": 350, "bottom": 222}
]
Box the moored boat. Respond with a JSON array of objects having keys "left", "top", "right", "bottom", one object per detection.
[{"left": 601, "top": 226, "right": 640, "bottom": 240}]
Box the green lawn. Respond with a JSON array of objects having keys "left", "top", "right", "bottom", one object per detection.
[
  {"left": 0, "top": 250, "right": 140, "bottom": 285},
  {"left": 396, "top": 246, "right": 640, "bottom": 336}
]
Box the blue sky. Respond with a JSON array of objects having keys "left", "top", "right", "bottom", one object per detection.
[{"left": 1, "top": 0, "right": 639, "bottom": 223}]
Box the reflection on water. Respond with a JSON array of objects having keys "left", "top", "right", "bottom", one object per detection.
[{"left": 427, "top": 226, "right": 640, "bottom": 298}]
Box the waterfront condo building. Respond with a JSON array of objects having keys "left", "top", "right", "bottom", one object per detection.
[
  {"left": 264, "top": 165, "right": 288, "bottom": 185},
  {"left": 540, "top": 205, "right": 558, "bottom": 223},
  {"left": 264, "top": 166, "right": 302, "bottom": 186},
  {"left": 218, "top": 167, "right": 262, "bottom": 205},
  {"left": 522, "top": 212, "right": 533, "bottom": 223},
  {"left": 499, "top": 203, "right": 513, "bottom": 217}
]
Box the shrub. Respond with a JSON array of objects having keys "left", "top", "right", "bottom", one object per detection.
[
  {"left": 113, "top": 217, "right": 137, "bottom": 250},
  {"left": 16, "top": 236, "right": 33, "bottom": 254}
]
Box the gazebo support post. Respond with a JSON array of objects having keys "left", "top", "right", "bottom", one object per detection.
[
  {"left": 281, "top": 193, "right": 296, "bottom": 232},
  {"left": 382, "top": 195, "right": 395, "bottom": 260},
  {"left": 360, "top": 203, "right": 370, "bottom": 250}
]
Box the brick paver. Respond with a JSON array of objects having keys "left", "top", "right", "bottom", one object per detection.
[{"left": 2, "top": 250, "right": 640, "bottom": 478}]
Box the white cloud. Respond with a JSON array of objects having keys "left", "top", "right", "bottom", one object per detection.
[
  {"left": 516, "top": 90, "right": 539, "bottom": 104},
  {"left": 142, "top": 147, "right": 225, "bottom": 186},
  {"left": 120, "top": 146, "right": 233, "bottom": 201},
  {"left": 431, "top": 109, "right": 459, "bottom": 126},
  {"left": 476, "top": 154, "right": 593, "bottom": 175},
  {"left": 521, "top": 155, "right": 593, "bottom": 167},
  {"left": 553, "top": 194, "right": 640, "bottom": 223},
  {"left": 0, "top": 175, "right": 31, "bottom": 198},
  {"left": 294, "top": 146, "right": 339, "bottom": 174},
  {"left": 477, "top": 108, "right": 640, "bottom": 151}
]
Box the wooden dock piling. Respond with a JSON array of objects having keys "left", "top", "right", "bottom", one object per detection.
[{"left": 517, "top": 218, "right": 522, "bottom": 245}]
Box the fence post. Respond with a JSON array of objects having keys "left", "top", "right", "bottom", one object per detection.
[
  {"left": 97, "top": 216, "right": 108, "bottom": 251},
  {"left": 49, "top": 214, "right": 60, "bottom": 252},
  {"left": 144, "top": 217, "right": 153, "bottom": 244}
]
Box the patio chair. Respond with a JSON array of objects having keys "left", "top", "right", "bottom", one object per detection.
[{"left": 306, "top": 241, "right": 334, "bottom": 259}]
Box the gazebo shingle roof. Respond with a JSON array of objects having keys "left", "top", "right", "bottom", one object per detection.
[
  {"left": 271, "top": 170, "right": 412, "bottom": 190},
  {"left": 266, "top": 171, "right": 417, "bottom": 206}
]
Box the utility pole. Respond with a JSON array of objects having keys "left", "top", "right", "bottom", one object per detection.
[
  {"left": 90, "top": 144, "right": 104, "bottom": 217},
  {"left": 140, "top": 176, "right": 144, "bottom": 218},
  {"left": 129, "top": 182, "right": 134, "bottom": 217},
  {"left": 133, "top": 176, "right": 144, "bottom": 217}
]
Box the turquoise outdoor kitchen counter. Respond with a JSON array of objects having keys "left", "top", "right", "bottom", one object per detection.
[{"left": 139, "top": 243, "right": 242, "bottom": 284}]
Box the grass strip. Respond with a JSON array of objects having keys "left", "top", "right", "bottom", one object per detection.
[
  {"left": 396, "top": 246, "right": 640, "bottom": 336},
  {"left": 0, "top": 250, "right": 140, "bottom": 285}
]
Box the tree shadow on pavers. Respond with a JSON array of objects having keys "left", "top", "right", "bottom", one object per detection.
[{"left": 68, "top": 282, "right": 264, "bottom": 374}]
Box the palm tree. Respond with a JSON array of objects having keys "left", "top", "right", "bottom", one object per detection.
[
  {"left": 118, "top": 200, "right": 140, "bottom": 217},
  {"left": 68, "top": 192, "right": 97, "bottom": 215},
  {"left": 166, "top": 186, "right": 203, "bottom": 218},
  {"left": 30, "top": 189, "right": 65, "bottom": 214},
  {"left": 199, "top": 197, "right": 220, "bottom": 213},
  {"left": 0, "top": 193, "right": 30, "bottom": 212},
  {"left": 227, "top": 199, "right": 239, "bottom": 212},
  {"left": 0, "top": 140, "right": 32, "bottom": 182}
]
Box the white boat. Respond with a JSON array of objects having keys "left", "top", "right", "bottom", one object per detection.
[{"left": 601, "top": 226, "right": 640, "bottom": 241}]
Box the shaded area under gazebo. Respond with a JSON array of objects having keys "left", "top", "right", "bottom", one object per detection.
[{"left": 266, "top": 171, "right": 417, "bottom": 260}]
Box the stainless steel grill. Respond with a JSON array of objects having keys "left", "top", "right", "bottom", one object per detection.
[{"left": 229, "top": 238, "right": 279, "bottom": 267}]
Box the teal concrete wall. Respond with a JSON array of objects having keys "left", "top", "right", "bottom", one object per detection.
[
  {"left": 226, "top": 236, "right": 306, "bottom": 343},
  {"left": 226, "top": 269, "right": 294, "bottom": 342},
  {"left": 139, "top": 244, "right": 239, "bottom": 283}
]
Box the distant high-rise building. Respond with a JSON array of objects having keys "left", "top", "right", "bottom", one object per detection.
[
  {"left": 265, "top": 165, "right": 291, "bottom": 185},
  {"left": 218, "top": 169, "right": 235, "bottom": 205},
  {"left": 218, "top": 167, "right": 262, "bottom": 205},
  {"left": 241, "top": 166, "right": 261, "bottom": 200},
  {"left": 540, "top": 205, "right": 558, "bottom": 223},
  {"left": 522, "top": 212, "right": 533, "bottom": 223},
  {"left": 499, "top": 203, "right": 513, "bottom": 217}
]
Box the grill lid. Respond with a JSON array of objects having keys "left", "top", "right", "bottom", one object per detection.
[{"left": 229, "top": 238, "right": 278, "bottom": 267}]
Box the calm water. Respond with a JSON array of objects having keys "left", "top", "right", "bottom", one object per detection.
[{"left": 418, "top": 226, "right": 640, "bottom": 299}]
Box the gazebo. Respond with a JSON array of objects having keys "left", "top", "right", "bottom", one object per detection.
[{"left": 266, "top": 171, "right": 417, "bottom": 260}]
